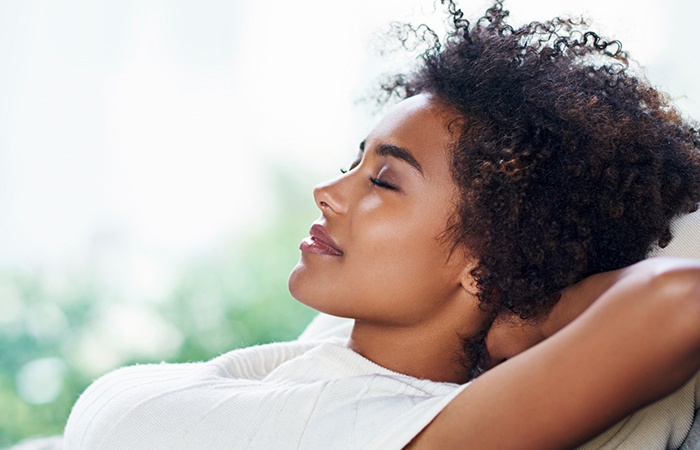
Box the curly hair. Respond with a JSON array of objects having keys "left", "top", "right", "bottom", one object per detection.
[{"left": 381, "top": 0, "right": 700, "bottom": 376}]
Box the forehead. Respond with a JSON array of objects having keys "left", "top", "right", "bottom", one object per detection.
[{"left": 366, "top": 93, "right": 459, "bottom": 179}]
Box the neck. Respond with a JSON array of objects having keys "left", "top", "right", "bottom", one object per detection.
[{"left": 348, "top": 319, "right": 473, "bottom": 384}]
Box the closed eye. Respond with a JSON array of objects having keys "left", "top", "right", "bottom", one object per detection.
[{"left": 369, "top": 176, "right": 397, "bottom": 190}]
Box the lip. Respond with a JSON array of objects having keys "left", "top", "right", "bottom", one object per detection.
[{"left": 299, "top": 224, "right": 343, "bottom": 256}]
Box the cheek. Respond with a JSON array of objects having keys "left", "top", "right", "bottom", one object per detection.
[{"left": 349, "top": 222, "right": 459, "bottom": 302}]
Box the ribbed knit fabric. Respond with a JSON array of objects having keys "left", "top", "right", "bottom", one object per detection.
[
  {"left": 62, "top": 338, "right": 468, "bottom": 450},
  {"left": 62, "top": 317, "right": 700, "bottom": 450}
]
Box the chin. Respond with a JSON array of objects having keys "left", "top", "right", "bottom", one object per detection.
[
  {"left": 287, "top": 260, "right": 304, "bottom": 296},
  {"left": 287, "top": 263, "right": 351, "bottom": 318},
  {"left": 288, "top": 261, "right": 317, "bottom": 309}
]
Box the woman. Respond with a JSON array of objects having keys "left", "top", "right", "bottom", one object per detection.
[{"left": 64, "top": 1, "right": 700, "bottom": 448}]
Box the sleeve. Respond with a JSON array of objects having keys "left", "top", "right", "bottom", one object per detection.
[{"left": 363, "top": 383, "right": 471, "bottom": 450}]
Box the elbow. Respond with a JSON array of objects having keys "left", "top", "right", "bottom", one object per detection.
[
  {"left": 646, "top": 259, "right": 700, "bottom": 313},
  {"left": 643, "top": 259, "right": 700, "bottom": 371}
]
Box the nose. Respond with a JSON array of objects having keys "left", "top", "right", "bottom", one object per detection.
[{"left": 313, "top": 175, "right": 348, "bottom": 215}]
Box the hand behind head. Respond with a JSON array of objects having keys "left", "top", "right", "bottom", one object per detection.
[{"left": 484, "top": 269, "right": 623, "bottom": 369}]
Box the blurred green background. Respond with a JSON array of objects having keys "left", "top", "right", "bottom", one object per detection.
[{"left": 0, "top": 170, "right": 319, "bottom": 447}]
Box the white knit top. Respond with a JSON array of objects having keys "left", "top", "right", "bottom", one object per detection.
[
  {"left": 63, "top": 312, "right": 699, "bottom": 449},
  {"left": 62, "top": 337, "right": 468, "bottom": 450}
]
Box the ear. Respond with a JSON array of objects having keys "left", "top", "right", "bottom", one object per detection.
[{"left": 459, "top": 262, "right": 480, "bottom": 297}]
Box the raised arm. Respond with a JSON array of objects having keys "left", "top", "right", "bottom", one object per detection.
[{"left": 409, "top": 257, "right": 700, "bottom": 449}]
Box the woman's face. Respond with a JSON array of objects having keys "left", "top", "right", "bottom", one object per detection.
[{"left": 289, "top": 93, "right": 477, "bottom": 328}]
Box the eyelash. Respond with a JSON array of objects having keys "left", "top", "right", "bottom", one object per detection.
[
  {"left": 339, "top": 167, "right": 397, "bottom": 191},
  {"left": 340, "top": 159, "right": 361, "bottom": 174},
  {"left": 368, "top": 176, "right": 397, "bottom": 190}
]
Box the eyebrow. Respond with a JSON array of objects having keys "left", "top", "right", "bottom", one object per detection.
[{"left": 359, "top": 140, "right": 424, "bottom": 176}]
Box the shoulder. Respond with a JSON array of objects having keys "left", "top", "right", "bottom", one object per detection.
[
  {"left": 63, "top": 362, "right": 201, "bottom": 448},
  {"left": 62, "top": 340, "right": 320, "bottom": 448}
]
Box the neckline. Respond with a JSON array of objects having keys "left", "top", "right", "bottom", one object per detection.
[{"left": 320, "top": 339, "right": 462, "bottom": 386}]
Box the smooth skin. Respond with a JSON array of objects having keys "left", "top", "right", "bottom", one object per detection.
[{"left": 289, "top": 93, "right": 700, "bottom": 448}]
